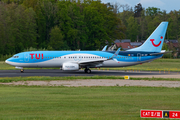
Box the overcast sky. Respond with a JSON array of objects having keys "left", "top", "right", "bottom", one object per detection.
[{"left": 101, "top": 0, "right": 179, "bottom": 13}]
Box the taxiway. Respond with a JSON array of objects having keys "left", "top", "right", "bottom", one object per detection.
[{"left": 0, "top": 69, "right": 179, "bottom": 78}]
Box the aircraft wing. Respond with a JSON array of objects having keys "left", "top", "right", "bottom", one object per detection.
[{"left": 78, "top": 48, "right": 121, "bottom": 67}]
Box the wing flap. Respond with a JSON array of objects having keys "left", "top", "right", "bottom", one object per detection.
[{"left": 78, "top": 59, "right": 107, "bottom": 64}]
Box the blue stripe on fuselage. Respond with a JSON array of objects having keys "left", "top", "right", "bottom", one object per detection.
[{"left": 7, "top": 51, "right": 163, "bottom": 63}]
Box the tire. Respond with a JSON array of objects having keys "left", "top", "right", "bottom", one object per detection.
[{"left": 86, "top": 69, "right": 91, "bottom": 74}]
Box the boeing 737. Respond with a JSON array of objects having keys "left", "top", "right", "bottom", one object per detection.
[{"left": 5, "top": 22, "right": 169, "bottom": 73}]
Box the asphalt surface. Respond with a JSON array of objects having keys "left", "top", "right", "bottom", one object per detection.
[{"left": 0, "top": 69, "right": 177, "bottom": 77}]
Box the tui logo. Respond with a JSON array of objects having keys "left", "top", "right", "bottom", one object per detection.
[
  {"left": 150, "top": 36, "right": 163, "bottom": 47},
  {"left": 30, "top": 53, "right": 43, "bottom": 59}
]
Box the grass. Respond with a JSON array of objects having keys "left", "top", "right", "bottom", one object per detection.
[
  {"left": 0, "top": 61, "right": 15, "bottom": 70},
  {"left": 1, "top": 58, "right": 180, "bottom": 71},
  {"left": 0, "top": 86, "right": 179, "bottom": 120},
  {"left": 0, "top": 76, "right": 180, "bottom": 83}
]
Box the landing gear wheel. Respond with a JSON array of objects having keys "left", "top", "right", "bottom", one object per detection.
[
  {"left": 86, "top": 69, "right": 91, "bottom": 74},
  {"left": 84, "top": 68, "right": 91, "bottom": 73},
  {"left": 21, "top": 69, "right": 24, "bottom": 73}
]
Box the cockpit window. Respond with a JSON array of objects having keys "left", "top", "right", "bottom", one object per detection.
[{"left": 13, "top": 56, "right": 19, "bottom": 58}]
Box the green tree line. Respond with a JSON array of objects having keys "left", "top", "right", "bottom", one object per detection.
[
  {"left": 116, "top": 3, "right": 180, "bottom": 41},
  {"left": 0, "top": 1, "right": 180, "bottom": 57},
  {"left": 0, "top": 0, "right": 124, "bottom": 56}
]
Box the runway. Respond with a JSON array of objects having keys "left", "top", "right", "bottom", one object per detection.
[{"left": 0, "top": 69, "right": 179, "bottom": 78}]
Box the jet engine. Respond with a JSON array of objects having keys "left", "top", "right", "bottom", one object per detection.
[{"left": 62, "top": 63, "right": 79, "bottom": 71}]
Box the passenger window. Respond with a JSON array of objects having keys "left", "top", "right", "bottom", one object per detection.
[{"left": 13, "top": 56, "right": 19, "bottom": 58}]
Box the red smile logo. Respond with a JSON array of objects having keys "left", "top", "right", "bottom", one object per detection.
[{"left": 150, "top": 36, "right": 163, "bottom": 47}]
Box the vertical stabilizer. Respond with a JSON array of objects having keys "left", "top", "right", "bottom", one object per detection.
[{"left": 128, "top": 22, "right": 168, "bottom": 52}]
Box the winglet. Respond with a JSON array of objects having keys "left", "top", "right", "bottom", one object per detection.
[
  {"left": 102, "top": 45, "right": 108, "bottom": 51},
  {"left": 109, "top": 48, "right": 120, "bottom": 59}
]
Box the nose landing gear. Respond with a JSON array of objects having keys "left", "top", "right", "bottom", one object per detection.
[
  {"left": 20, "top": 69, "right": 24, "bottom": 73},
  {"left": 15, "top": 67, "right": 24, "bottom": 73}
]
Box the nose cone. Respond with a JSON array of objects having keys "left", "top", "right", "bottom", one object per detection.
[
  {"left": 5, "top": 59, "right": 10, "bottom": 64},
  {"left": 5, "top": 58, "right": 16, "bottom": 66}
]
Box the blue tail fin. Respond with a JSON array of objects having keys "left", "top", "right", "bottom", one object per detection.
[{"left": 128, "top": 22, "right": 168, "bottom": 52}]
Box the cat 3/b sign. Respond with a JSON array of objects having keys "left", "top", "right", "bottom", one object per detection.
[{"left": 141, "top": 110, "right": 180, "bottom": 119}]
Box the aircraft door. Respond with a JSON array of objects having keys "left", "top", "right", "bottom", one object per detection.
[
  {"left": 137, "top": 53, "right": 141, "bottom": 61},
  {"left": 24, "top": 53, "right": 29, "bottom": 62},
  {"left": 74, "top": 55, "right": 82, "bottom": 62}
]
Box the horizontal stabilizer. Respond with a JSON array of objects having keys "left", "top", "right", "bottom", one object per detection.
[{"left": 150, "top": 50, "right": 172, "bottom": 56}]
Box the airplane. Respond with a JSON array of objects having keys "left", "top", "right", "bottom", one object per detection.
[{"left": 5, "top": 22, "right": 168, "bottom": 73}]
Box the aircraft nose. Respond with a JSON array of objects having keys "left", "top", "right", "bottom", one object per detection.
[
  {"left": 5, "top": 58, "right": 15, "bottom": 66},
  {"left": 5, "top": 60, "right": 10, "bottom": 64}
]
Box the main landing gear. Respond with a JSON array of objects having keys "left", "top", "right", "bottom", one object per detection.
[
  {"left": 84, "top": 68, "right": 91, "bottom": 73},
  {"left": 20, "top": 69, "right": 24, "bottom": 73}
]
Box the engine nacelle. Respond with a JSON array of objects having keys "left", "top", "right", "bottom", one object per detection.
[{"left": 62, "top": 63, "right": 79, "bottom": 71}]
